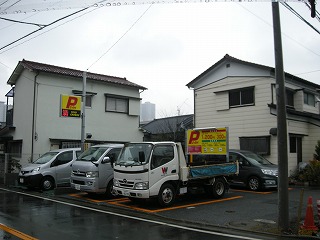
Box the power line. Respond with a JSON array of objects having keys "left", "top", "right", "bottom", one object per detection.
[
  {"left": 281, "top": 2, "right": 320, "bottom": 34},
  {"left": 0, "top": 1, "right": 109, "bottom": 53},
  {"left": 86, "top": 4, "right": 153, "bottom": 70}
]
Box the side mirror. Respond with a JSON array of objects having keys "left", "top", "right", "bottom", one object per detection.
[{"left": 101, "top": 156, "right": 111, "bottom": 164}]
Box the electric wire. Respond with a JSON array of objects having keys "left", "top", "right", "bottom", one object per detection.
[
  {"left": 0, "top": 0, "right": 108, "bottom": 52},
  {"left": 86, "top": 4, "right": 153, "bottom": 71},
  {"left": 0, "top": 17, "right": 46, "bottom": 28},
  {"left": 281, "top": 2, "right": 320, "bottom": 34}
]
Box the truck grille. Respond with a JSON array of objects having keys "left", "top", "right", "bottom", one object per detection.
[
  {"left": 119, "top": 179, "right": 135, "bottom": 188},
  {"left": 72, "top": 170, "right": 86, "bottom": 177}
]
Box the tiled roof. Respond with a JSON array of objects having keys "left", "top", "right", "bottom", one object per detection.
[
  {"left": 141, "top": 114, "right": 194, "bottom": 134},
  {"left": 186, "top": 54, "right": 320, "bottom": 89},
  {"left": 8, "top": 59, "right": 147, "bottom": 90}
]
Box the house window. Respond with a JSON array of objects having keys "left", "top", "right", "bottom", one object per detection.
[
  {"left": 106, "top": 96, "right": 128, "bottom": 113},
  {"left": 9, "top": 141, "right": 22, "bottom": 158},
  {"left": 304, "top": 92, "right": 315, "bottom": 107},
  {"left": 85, "top": 95, "right": 92, "bottom": 108},
  {"left": 286, "top": 89, "right": 294, "bottom": 107},
  {"left": 239, "top": 136, "right": 270, "bottom": 155},
  {"left": 229, "top": 87, "right": 254, "bottom": 107},
  {"left": 71, "top": 90, "right": 96, "bottom": 108}
]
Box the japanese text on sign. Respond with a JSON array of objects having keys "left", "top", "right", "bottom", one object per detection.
[
  {"left": 60, "top": 95, "right": 81, "bottom": 118},
  {"left": 187, "top": 128, "right": 227, "bottom": 155}
]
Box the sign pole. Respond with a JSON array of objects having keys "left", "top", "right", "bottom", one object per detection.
[{"left": 81, "top": 71, "right": 86, "bottom": 152}]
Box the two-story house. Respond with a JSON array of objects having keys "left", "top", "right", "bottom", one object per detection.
[
  {"left": 186, "top": 54, "right": 320, "bottom": 175},
  {"left": 0, "top": 59, "right": 147, "bottom": 167}
]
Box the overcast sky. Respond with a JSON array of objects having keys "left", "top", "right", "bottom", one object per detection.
[{"left": 0, "top": 1, "right": 319, "bottom": 118}]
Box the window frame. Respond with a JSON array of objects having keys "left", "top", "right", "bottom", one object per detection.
[
  {"left": 229, "top": 87, "right": 255, "bottom": 108},
  {"left": 304, "top": 92, "right": 315, "bottom": 107},
  {"left": 105, "top": 95, "right": 129, "bottom": 114},
  {"left": 239, "top": 136, "right": 270, "bottom": 155}
]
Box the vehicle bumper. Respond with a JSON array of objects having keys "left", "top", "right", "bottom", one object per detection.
[
  {"left": 70, "top": 176, "right": 104, "bottom": 193},
  {"left": 261, "top": 176, "right": 278, "bottom": 189},
  {"left": 18, "top": 174, "right": 42, "bottom": 188},
  {"left": 113, "top": 186, "right": 150, "bottom": 198}
]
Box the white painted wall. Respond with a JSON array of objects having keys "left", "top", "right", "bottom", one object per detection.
[{"left": 8, "top": 69, "right": 143, "bottom": 166}]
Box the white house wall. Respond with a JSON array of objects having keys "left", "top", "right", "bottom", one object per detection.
[
  {"left": 195, "top": 75, "right": 277, "bottom": 150},
  {"left": 11, "top": 70, "right": 143, "bottom": 165},
  {"left": 10, "top": 69, "right": 35, "bottom": 162}
]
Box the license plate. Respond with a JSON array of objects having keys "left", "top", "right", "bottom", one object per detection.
[
  {"left": 123, "top": 191, "right": 130, "bottom": 197},
  {"left": 19, "top": 178, "right": 24, "bottom": 184},
  {"left": 75, "top": 184, "right": 80, "bottom": 190}
]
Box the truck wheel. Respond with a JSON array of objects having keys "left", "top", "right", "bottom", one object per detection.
[
  {"left": 208, "top": 178, "right": 226, "bottom": 198},
  {"left": 247, "top": 176, "right": 261, "bottom": 191},
  {"left": 41, "top": 176, "right": 55, "bottom": 191},
  {"left": 105, "top": 180, "right": 117, "bottom": 198},
  {"left": 158, "top": 183, "right": 176, "bottom": 207}
]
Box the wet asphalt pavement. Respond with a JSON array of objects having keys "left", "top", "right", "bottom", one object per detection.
[{"left": 2, "top": 184, "right": 320, "bottom": 239}]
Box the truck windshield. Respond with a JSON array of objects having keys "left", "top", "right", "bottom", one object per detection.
[
  {"left": 77, "top": 147, "right": 108, "bottom": 162},
  {"left": 116, "top": 143, "right": 152, "bottom": 166},
  {"left": 33, "top": 152, "right": 59, "bottom": 164}
]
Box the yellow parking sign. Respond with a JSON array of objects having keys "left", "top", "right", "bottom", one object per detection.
[{"left": 60, "top": 95, "right": 81, "bottom": 118}]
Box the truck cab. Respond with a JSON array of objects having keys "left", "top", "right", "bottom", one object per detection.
[{"left": 113, "top": 142, "right": 183, "bottom": 206}]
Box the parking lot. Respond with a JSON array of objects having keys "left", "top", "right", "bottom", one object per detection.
[{"left": 65, "top": 188, "right": 272, "bottom": 214}]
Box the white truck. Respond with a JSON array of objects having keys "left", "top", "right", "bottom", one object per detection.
[{"left": 113, "top": 128, "right": 238, "bottom": 206}]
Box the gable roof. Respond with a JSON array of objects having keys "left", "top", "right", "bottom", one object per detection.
[
  {"left": 7, "top": 59, "right": 147, "bottom": 90},
  {"left": 141, "top": 114, "right": 193, "bottom": 134},
  {"left": 186, "top": 54, "right": 320, "bottom": 89}
]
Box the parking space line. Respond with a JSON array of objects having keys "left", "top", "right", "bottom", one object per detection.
[
  {"left": 230, "top": 189, "right": 273, "bottom": 194},
  {"left": 0, "top": 223, "right": 38, "bottom": 240},
  {"left": 109, "top": 196, "right": 243, "bottom": 213}
]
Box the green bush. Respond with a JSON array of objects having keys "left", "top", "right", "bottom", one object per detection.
[
  {"left": 314, "top": 140, "right": 320, "bottom": 160},
  {"left": 298, "top": 160, "right": 320, "bottom": 185}
]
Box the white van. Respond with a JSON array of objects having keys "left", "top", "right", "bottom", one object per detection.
[
  {"left": 70, "top": 144, "right": 123, "bottom": 198},
  {"left": 18, "top": 148, "right": 81, "bottom": 191}
]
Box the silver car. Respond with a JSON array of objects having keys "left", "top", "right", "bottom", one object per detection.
[{"left": 18, "top": 148, "right": 81, "bottom": 190}]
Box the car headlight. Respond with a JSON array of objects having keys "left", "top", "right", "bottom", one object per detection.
[
  {"left": 134, "top": 182, "right": 149, "bottom": 190},
  {"left": 32, "top": 167, "right": 41, "bottom": 173},
  {"left": 86, "top": 171, "right": 99, "bottom": 178},
  {"left": 261, "top": 169, "right": 277, "bottom": 176},
  {"left": 113, "top": 179, "right": 119, "bottom": 187}
]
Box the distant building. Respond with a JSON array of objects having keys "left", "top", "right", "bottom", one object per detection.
[{"left": 140, "top": 101, "right": 155, "bottom": 122}]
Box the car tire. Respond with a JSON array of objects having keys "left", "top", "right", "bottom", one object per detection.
[
  {"left": 158, "top": 183, "right": 176, "bottom": 207},
  {"left": 41, "top": 176, "right": 55, "bottom": 191},
  {"left": 247, "top": 176, "right": 261, "bottom": 191},
  {"left": 105, "top": 180, "right": 117, "bottom": 198}
]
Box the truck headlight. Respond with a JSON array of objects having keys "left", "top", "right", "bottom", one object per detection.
[
  {"left": 261, "top": 169, "right": 277, "bottom": 176},
  {"left": 86, "top": 171, "right": 99, "bottom": 178},
  {"left": 32, "top": 167, "right": 41, "bottom": 173},
  {"left": 113, "top": 179, "right": 119, "bottom": 187},
  {"left": 134, "top": 182, "right": 149, "bottom": 190}
]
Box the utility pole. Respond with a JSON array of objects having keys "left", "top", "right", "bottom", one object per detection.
[
  {"left": 272, "top": 2, "right": 289, "bottom": 233},
  {"left": 81, "top": 71, "right": 86, "bottom": 153}
]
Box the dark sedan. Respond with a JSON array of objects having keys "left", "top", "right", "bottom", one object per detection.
[{"left": 227, "top": 149, "right": 278, "bottom": 191}]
